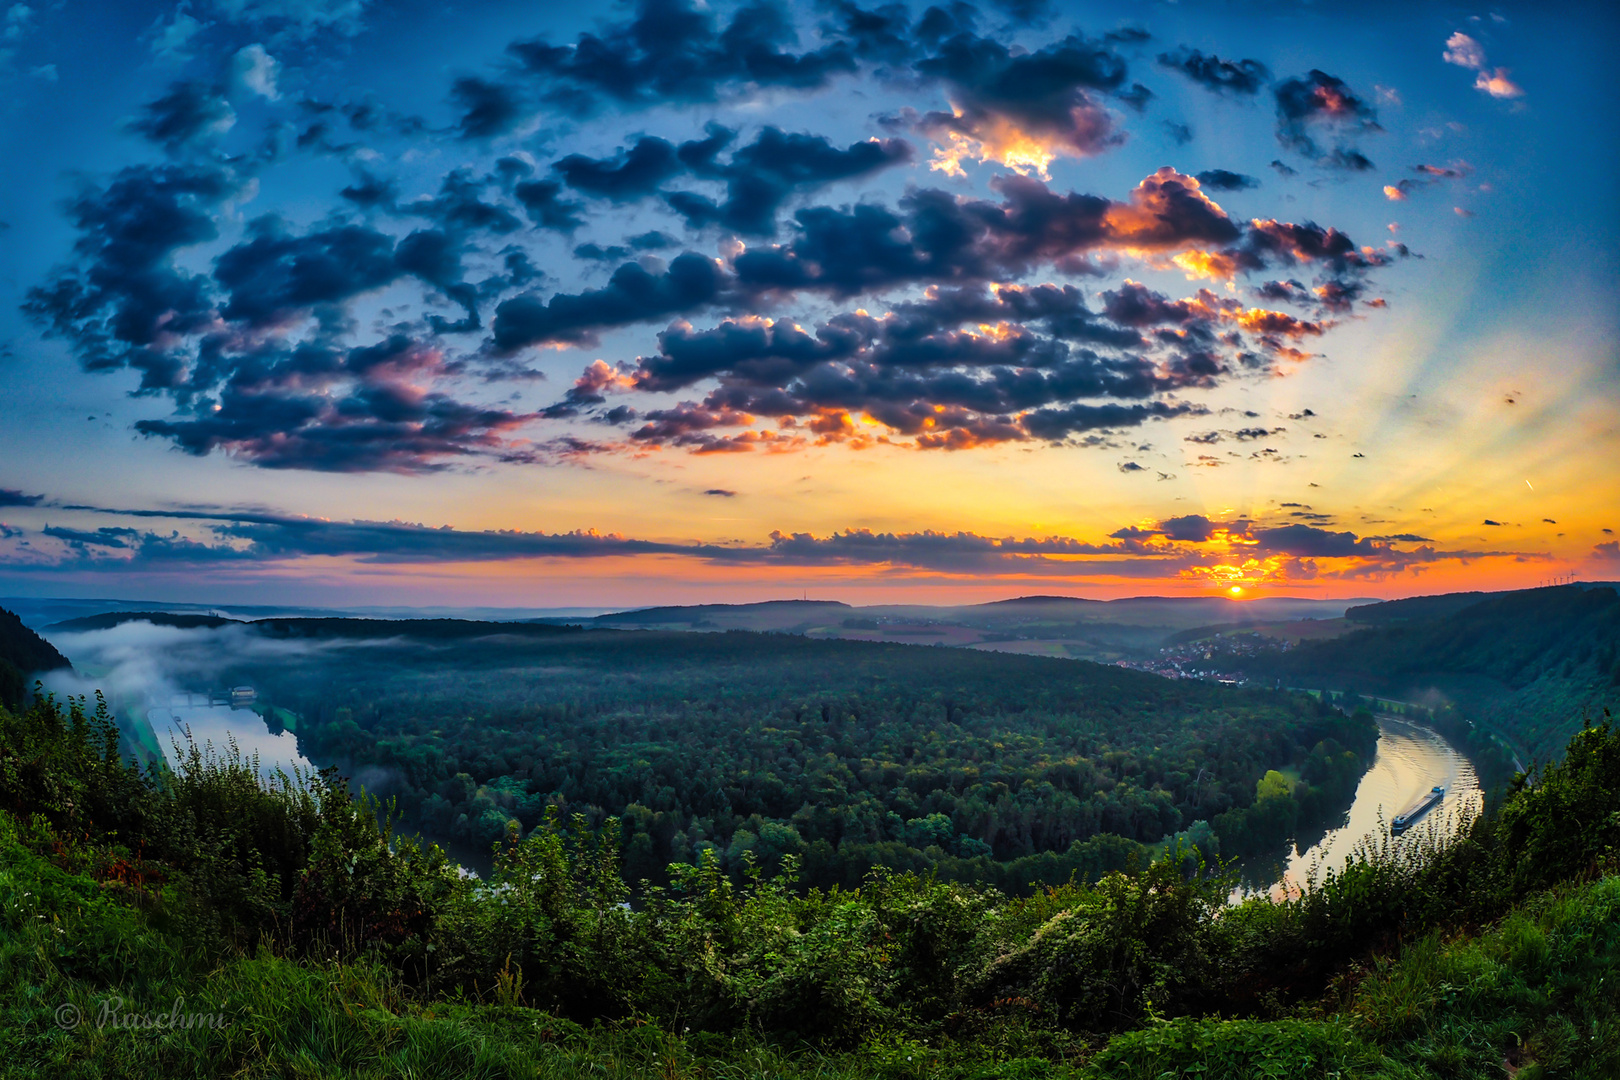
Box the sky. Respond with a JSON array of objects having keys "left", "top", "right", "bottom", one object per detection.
[{"left": 0, "top": 0, "right": 1615, "bottom": 609}]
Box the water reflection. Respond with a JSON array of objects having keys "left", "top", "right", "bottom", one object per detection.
[
  {"left": 1232, "top": 715, "right": 1483, "bottom": 903},
  {"left": 149, "top": 701, "right": 316, "bottom": 780}
]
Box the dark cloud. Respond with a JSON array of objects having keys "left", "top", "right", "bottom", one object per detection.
[
  {"left": 403, "top": 169, "right": 524, "bottom": 236},
  {"left": 985, "top": 0, "right": 1053, "bottom": 24},
  {"left": 393, "top": 229, "right": 481, "bottom": 333},
  {"left": 133, "top": 335, "right": 538, "bottom": 472},
  {"left": 127, "top": 82, "right": 235, "bottom": 154},
  {"left": 1159, "top": 514, "right": 1218, "bottom": 542},
  {"left": 1195, "top": 169, "right": 1259, "bottom": 191},
  {"left": 1255, "top": 279, "right": 1312, "bottom": 304},
  {"left": 23, "top": 163, "right": 542, "bottom": 472},
  {"left": 339, "top": 171, "right": 399, "bottom": 210},
  {"left": 505, "top": 0, "right": 858, "bottom": 116},
  {"left": 910, "top": 30, "right": 1132, "bottom": 164},
  {"left": 630, "top": 316, "right": 863, "bottom": 393},
  {"left": 1158, "top": 48, "right": 1268, "bottom": 95},
  {"left": 573, "top": 243, "right": 633, "bottom": 263},
  {"left": 629, "top": 231, "right": 676, "bottom": 250},
  {"left": 554, "top": 281, "right": 1217, "bottom": 451},
  {"left": 27, "top": 11, "right": 1414, "bottom": 478},
  {"left": 499, "top": 164, "right": 1396, "bottom": 455},
  {"left": 215, "top": 218, "right": 403, "bottom": 327},
  {"left": 735, "top": 169, "right": 1239, "bottom": 299},
  {"left": 885, "top": 283, "right": 1142, "bottom": 348},
  {"left": 23, "top": 164, "right": 238, "bottom": 394},
  {"left": 43, "top": 525, "right": 139, "bottom": 549},
  {"left": 496, "top": 165, "right": 1382, "bottom": 363},
  {"left": 760, "top": 528, "right": 1142, "bottom": 568},
  {"left": 1251, "top": 523, "right": 1381, "bottom": 557},
  {"left": 1386, "top": 162, "right": 1472, "bottom": 203},
  {"left": 492, "top": 253, "right": 727, "bottom": 350},
  {"left": 511, "top": 178, "right": 586, "bottom": 231},
  {"left": 1228, "top": 219, "right": 1407, "bottom": 310},
  {"left": 1102, "top": 26, "right": 1151, "bottom": 45},
  {"left": 704, "top": 488, "right": 737, "bottom": 497},
  {"left": 1020, "top": 401, "right": 1202, "bottom": 441},
  {"left": 1274, "top": 69, "right": 1380, "bottom": 168},
  {"left": 667, "top": 126, "right": 912, "bottom": 235},
  {"left": 554, "top": 136, "right": 682, "bottom": 201},
  {"left": 0, "top": 489, "right": 43, "bottom": 507},
  {"left": 1101, "top": 281, "right": 1215, "bottom": 328},
  {"left": 450, "top": 76, "right": 524, "bottom": 139},
  {"left": 25, "top": 507, "right": 1182, "bottom": 576},
  {"left": 1163, "top": 121, "right": 1193, "bottom": 146}
]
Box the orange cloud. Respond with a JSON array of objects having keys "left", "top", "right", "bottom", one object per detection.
[
  {"left": 1233, "top": 308, "right": 1326, "bottom": 337},
  {"left": 1474, "top": 68, "right": 1524, "bottom": 99},
  {"left": 1105, "top": 168, "right": 1237, "bottom": 253},
  {"left": 927, "top": 112, "right": 1064, "bottom": 179}
]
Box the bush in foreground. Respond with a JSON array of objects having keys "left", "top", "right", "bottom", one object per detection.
[{"left": 2, "top": 694, "right": 1617, "bottom": 1077}]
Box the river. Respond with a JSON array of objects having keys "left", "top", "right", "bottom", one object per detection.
[
  {"left": 148, "top": 701, "right": 316, "bottom": 781},
  {"left": 1231, "top": 714, "right": 1483, "bottom": 902}
]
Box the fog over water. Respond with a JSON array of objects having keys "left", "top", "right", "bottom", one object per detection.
[
  {"left": 1235, "top": 716, "right": 1483, "bottom": 902},
  {"left": 38, "top": 620, "right": 346, "bottom": 782}
]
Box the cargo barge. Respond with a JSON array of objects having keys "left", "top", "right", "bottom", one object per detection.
[{"left": 1391, "top": 786, "right": 1445, "bottom": 836}]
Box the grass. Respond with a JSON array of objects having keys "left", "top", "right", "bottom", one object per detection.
[
  {"left": 4, "top": 694, "right": 1616, "bottom": 1079},
  {"left": 7, "top": 806, "right": 1616, "bottom": 1080}
]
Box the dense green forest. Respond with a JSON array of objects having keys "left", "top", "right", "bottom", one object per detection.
[
  {"left": 0, "top": 605, "right": 69, "bottom": 710},
  {"left": 3, "top": 683, "right": 1617, "bottom": 1077},
  {"left": 1247, "top": 585, "right": 1620, "bottom": 767},
  {"left": 102, "top": 618, "right": 1379, "bottom": 888}
]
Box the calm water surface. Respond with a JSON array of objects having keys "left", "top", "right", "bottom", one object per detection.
[
  {"left": 1233, "top": 715, "right": 1483, "bottom": 902},
  {"left": 148, "top": 702, "right": 316, "bottom": 780}
]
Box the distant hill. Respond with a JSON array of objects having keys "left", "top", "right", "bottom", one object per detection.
[
  {"left": 46, "top": 611, "right": 580, "bottom": 642},
  {"left": 1345, "top": 592, "right": 1502, "bottom": 624},
  {"left": 49, "top": 611, "right": 243, "bottom": 633},
  {"left": 0, "top": 605, "right": 72, "bottom": 708},
  {"left": 592, "top": 599, "right": 851, "bottom": 630},
  {"left": 975, "top": 595, "right": 1105, "bottom": 607},
  {"left": 252, "top": 618, "right": 578, "bottom": 641}
]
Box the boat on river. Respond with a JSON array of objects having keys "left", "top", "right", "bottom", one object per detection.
[{"left": 1391, "top": 785, "right": 1445, "bottom": 835}]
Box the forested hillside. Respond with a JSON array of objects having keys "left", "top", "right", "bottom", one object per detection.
[
  {"left": 0, "top": 605, "right": 70, "bottom": 709},
  {"left": 1247, "top": 585, "right": 1620, "bottom": 764},
  {"left": 51, "top": 617, "right": 1373, "bottom": 889},
  {"left": 3, "top": 691, "right": 1617, "bottom": 1078}
]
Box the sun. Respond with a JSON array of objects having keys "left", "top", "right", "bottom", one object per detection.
[{"left": 1228, "top": 585, "right": 1245, "bottom": 596}]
